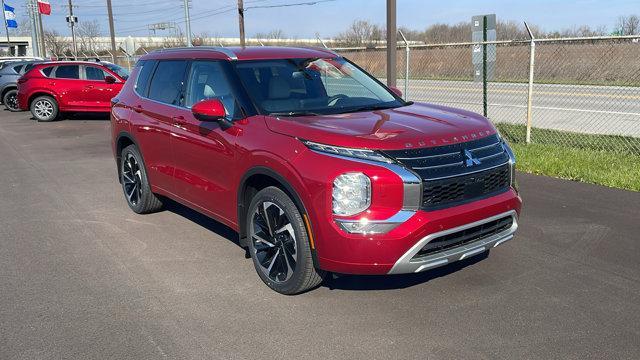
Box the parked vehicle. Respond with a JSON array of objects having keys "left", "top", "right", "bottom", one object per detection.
[
  {"left": 110, "top": 47, "right": 522, "bottom": 294},
  {"left": 0, "top": 60, "right": 45, "bottom": 111},
  {"left": 17, "top": 61, "right": 129, "bottom": 121}
]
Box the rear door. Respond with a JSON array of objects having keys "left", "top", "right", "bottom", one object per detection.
[
  {"left": 82, "top": 65, "right": 121, "bottom": 111},
  {"left": 130, "top": 59, "right": 189, "bottom": 193},
  {"left": 51, "top": 65, "right": 84, "bottom": 109}
]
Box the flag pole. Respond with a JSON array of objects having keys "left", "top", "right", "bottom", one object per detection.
[{"left": 1, "top": 0, "right": 11, "bottom": 55}]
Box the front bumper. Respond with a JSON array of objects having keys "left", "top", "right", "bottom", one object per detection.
[{"left": 387, "top": 210, "right": 518, "bottom": 274}]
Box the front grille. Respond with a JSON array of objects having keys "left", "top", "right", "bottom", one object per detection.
[
  {"left": 413, "top": 216, "right": 513, "bottom": 259},
  {"left": 382, "top": 134, "right": 511, "bottom": 210},
  {"left": 422, "top": 164, "right": 510, "bottom": 209}
]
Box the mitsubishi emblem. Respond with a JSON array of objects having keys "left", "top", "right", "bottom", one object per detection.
[{"left": 464, "top": 149, "right": 481, "bottom": 167}]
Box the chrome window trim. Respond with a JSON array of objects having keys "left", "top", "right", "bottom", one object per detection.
[{"left": 387, "top": 210, "right": 518, "bottom": 274}]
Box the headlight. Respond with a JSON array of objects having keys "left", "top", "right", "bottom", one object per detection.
[
  {"left": 502, "top": 141, "right": 518, "bottom": 190},
  {"left": 303, "top": 140, "right": 393, "bottom": 164},
  {"left": 333, "top": 172, "right": 371, "bottom": 216}
]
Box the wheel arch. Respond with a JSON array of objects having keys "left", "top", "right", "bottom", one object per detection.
[
  {"left": 0, "top": 84, "right": 16, "bottom": 100},
  {"left": 28, "top": 91, "right": 57, "bottom": 108},
  {"left": 114, "top": 131, "right": 141, "bottom": 182},
  {"left": 237, "top": 166, "right": 320, "bottom": 267}
]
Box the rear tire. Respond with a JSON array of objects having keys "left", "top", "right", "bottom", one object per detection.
[
  {"left": 247, "top": 186, "right": 324, "bottom": 295},
  {"left": 30, "top": 95, "right": 59, "bottom": 122},
  {"left": 120, "top": 144, "right": 163, "bottom": 214},
  {"left": 3, "top": 89, "right": 20, "bottom": 112}
]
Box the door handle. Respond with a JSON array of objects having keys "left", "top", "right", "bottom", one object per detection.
[
  {"left": 172, "top": 115, "right": 186, "bottom": 125},
  {"left": 48, "top": 82, "right": 56, "bottom": 86},
  {"left": 84, "top": 85, "right": 94, "bottom": 89},
  {"left": 133, "top": 105, "right": 144, "bottom": 113}
]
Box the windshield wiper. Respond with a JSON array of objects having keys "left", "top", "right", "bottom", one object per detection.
[
  {"left": 341, "top": 104, "right": 399, "bottom": 114},
  {"left": 269, "top": 111, "right": 321, "bottom": 117}
]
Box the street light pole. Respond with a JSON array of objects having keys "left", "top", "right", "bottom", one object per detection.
[
  {"left": 1, "top": 0, "right": 11, "bottom": 54},
  {"left": 237, "top": 0, "right": 245, "bottom": 47},
  {"left": 106, "top": 0, "right": 117, "bottom": 61},
  {"left": 67, "top": 0, "right": 77, "bottom": 57},
  {"left": 386, "top": 0, "right": 397, "bottom": 88},
  {"left": 183, "top": 0, "right": 192, "bottom": 46},
  {"left": 28, "top": 0, "right": 40, "bottom": 57}
]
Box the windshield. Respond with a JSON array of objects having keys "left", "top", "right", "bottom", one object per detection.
[
  {"left": 233, "top": 57, "right": 404, "bottom": 116},
  {"left": 104, "top": 62, "right": 130, "bottom": 80}
]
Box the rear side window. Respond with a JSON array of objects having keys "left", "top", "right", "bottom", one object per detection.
[
  {"left": 85, "top": 66, "right": 107, "bottom": 81},
  {"left": 147, "top": 60, "right": 188, "bottom": 105},
  {"left": 41, "top": 66, "right": 54, "bottom": 77},
  {"left": 54, "top": 65, "right": 80, "bottom": 79},
  {"left": 134, "top": 60, "right": 156, "bottom": 97},
  {"left": 12, "top": 65, "right": 23, "bottom": 73}
]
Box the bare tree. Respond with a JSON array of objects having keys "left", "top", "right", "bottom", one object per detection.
[
  {"left": 337, "top": 20, "right": 384, "bottom": 47},
  {"left": 76, "top": 20, "right": 102, "bottom": 52},
  {"left": 44, "top": 30, "right": 71, "bottom": 57},
  {"left": 617, "top": 15, "right": 640, "bottom": 35}
]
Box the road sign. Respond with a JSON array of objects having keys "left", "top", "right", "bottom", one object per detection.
[{"left": 472, "top": 14, "right": 496, "bottom": 82}]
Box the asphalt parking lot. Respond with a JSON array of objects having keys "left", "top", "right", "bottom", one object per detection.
[{"left": 1, "top": 110, "right": 639, "bottom": 359}]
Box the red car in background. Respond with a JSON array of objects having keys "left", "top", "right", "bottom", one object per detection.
[{"left": 17, "top": 61, "right": 129, "bottom": 121}]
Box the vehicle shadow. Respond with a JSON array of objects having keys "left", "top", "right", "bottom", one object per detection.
[
  {"left": 65, "top": 112, "right": 111, "bottom": 121},
  {"left": 160, "top": 197, "right": 241, "bottom": 248},
  {"left": 323, "top": 251, "right": 490, "bottom": 291},
  {"left": 156, "top": 197, "right": 490, "bottom": 292}
]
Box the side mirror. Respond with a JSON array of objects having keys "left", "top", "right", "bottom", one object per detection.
[
  {"left": 104, "top": 75, "right": 116, "bottom": 84},
  {"left": 389, "top": 86, "right": 402, "bottom": 98},
  {"left": 192, "top": 98, "right": 232, "bottom": 129}
]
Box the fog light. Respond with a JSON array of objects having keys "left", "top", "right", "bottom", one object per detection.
[{"left": 333, "top": 172, "right": 371, "bottom": 216}]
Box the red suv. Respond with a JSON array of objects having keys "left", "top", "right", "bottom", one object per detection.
[
  {"left": 17, "top": 61, "right": 129, "bottom": 121},
  {"left": 110, "top": 47, "right": 522, "bottom": 294}
]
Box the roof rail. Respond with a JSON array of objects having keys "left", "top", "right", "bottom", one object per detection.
[{"left": 152, "top": 46, "right": 238, "bottom": 60}]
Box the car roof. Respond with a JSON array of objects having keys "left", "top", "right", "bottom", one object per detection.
[
  {"left": 33, "top": 60, "right": 110, "bottom": 67},
  {"left": 141, "top": 46, "right": 338, "bottom": 61}
]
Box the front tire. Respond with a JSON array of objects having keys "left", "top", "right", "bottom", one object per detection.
[
  {"left": 120, "top": 144, "right": 163, "bottom": 214},
  {"left": 30, "top": 95, "right": 59, "bottom": 122},
  {"left": 247, "top": 186, "right": 324, "bottom": 295},
  {"left": 3, "top": 89, "right": 20, "bottom": 112}
]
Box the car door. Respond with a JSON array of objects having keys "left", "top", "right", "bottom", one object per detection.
[
  {"left": 51, "top": 65, "right": 84, "bottom": 109},
  {"left": 130, "top": 59, "right": 188, "bottom": 193},
  {"left": 169, "top": 60, "right": 240, "bottom": 223},
  {"left": 81, "top": 65, "right": 121, "bottom": 111}
]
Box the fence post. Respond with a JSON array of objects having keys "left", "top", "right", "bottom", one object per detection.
[
  {"left": 398, "top": 30, "right": 409, "bottom": 100},
  {"left": 482, "top": 15, "right": 488, "bottom": 118},
  {"left": 524, "top": 22, "right": 536, "bottom": 144}
]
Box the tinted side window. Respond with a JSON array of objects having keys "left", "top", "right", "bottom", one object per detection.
[
  {"left": 185, "top": 60, "right": 240, "bottom": 118},
  {"left": 85, "top": 66, "right": 107, "bottom": 81},
  {"left": 134, "top": 60, "right": 156, "bottom": 97},
  {"left": 55, "top": 65, "right": 80, "bottom": 79},
  {"left": 41, "top": 66, "right": 54, "bottom": 77},
  {"left": 147, "top": 60, "right": 188, "bottom": 105},
  {"left": 12, "top": 65, "right": 23, "bottom": 73}
]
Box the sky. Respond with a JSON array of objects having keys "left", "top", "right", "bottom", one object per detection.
[{"left": 14, "top": 0, "right": 640, "bottom": 39}]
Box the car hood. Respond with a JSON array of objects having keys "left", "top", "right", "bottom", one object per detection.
[{"left": 264, "top": 102, "right": 498, "bottom": 150}]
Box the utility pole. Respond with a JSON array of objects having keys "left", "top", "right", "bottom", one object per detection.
[
  {"left": 67, "top": 0, "right": 77, "bottom": 57},
  {"left": 237, "top": 0, "right": 245, "bottom": 47},
  {"left": 106, "top": 0, "right": 116, "bottom": 62},
  {"left": 37, "top": 10, "right": 46, "bottom": 57},
  {"left": 183, "top": 0, "right": 192, "bottom": 46},
  {"left": 28, "top": 0, "right": 40, "bottom": 57},
  {"left": 386, "top": 0, "right": 397, "bottom": 88},
  {"left": 1, "top": 0, "right": 11, "bottom": 55}
]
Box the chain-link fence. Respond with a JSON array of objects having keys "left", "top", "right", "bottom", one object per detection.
[{"left": 336, "top": 35, "right": 640, "bottom": 156}]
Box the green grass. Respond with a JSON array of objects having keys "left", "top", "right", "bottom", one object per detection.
[{"left": 493, "top": 124, "right": 640, "bottom": 191}]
